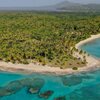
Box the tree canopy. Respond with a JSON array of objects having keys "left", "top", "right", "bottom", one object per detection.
[{"left": 0, "top": 12, "right": 100, "bottom": 68}]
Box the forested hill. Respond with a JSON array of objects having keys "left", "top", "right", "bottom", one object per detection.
[
  {"left": 42, "top": 1, "right": 100, "bottom": 12},
  {"left": 56, "top": 1, "right": 100, "bottom": 12}
]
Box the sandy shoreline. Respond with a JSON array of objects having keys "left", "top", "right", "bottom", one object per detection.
[
  {"left": 0, "top": 34, "right": 100, "bottom": 75},
  {"left": 75, "top": 34, "right": 100, "bottom": 66},
  {"left": 76, "top": 34, "right": 100, "bottom": 49},
  {"left": 74, "top": 34, "right": 100, "bottom": 74}
]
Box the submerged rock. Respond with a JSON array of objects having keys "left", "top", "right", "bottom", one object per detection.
[
  {"left": 39, "top": 90, "right": 54, "bottom": 99},
  {"left": 27, "top": 78, "right": 45, "bottom": 94},
  {"left": 28, "top": 87, "right": 40, "bottom": 94},
  {"left": 5, "top": 80, "right": 23, "bottom": 90},
  {"left": 0, "top": 80, "right": 23, "bottom": 97},
  {"left": 0, "top": 77, "right": 45, "bottom": 97},
  {"left": 54, "top": 96, "right": 66, "bottom": 100},
  {"left": 61, "top": 75, "right": 82, "bottom": 86},
  {"left": 20, "top": 78, "right": 44, "bottom": 87}
]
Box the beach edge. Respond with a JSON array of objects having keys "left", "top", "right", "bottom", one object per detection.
[{"left": 0, "top": 34, "right": 100, "bottom": 75}]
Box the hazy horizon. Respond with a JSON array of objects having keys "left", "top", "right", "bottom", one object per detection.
[{"left": 0, "top": 0, "right": 100, "bottom": 7}]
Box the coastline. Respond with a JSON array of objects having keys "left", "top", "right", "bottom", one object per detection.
[
  {"left": 74, "top": 34, "right": 100, "bottom": 74},
  {"left": 0, "top": 34, "right": 100, "bottom": 75},
  {"left": 76, "top": 34, "right": 100, "bottom": 49}
]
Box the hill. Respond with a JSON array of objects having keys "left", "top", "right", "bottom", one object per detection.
[{"left": 0, "top": 1, "right": 100, "bottom": 12}]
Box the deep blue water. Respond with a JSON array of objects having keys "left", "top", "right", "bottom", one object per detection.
[{"left": 0, "top": 38, "right": 100, "bottom": 100}]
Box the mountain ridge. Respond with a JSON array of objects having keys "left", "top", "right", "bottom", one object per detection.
[{"left": 0, "top": 0, "right": 100, "bottom": 12}]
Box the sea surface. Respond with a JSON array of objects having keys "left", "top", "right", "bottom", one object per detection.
[
  {"left": 80, "top": 38, "right": 100, "bottom": 58},
  {"left": 0, "top": 38, "right": 100, "bottom": 100}
]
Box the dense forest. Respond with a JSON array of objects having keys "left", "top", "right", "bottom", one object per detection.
[{"left": 0, "top": 12, "right": 100, "bottom": 68}]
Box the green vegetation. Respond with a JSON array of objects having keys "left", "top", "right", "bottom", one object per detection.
[
  {"left": 0, "top": 12, "right": 100, "bottom": 68},
  {"left": 72, "top": 67, "right": 78, "bottom": 70}
]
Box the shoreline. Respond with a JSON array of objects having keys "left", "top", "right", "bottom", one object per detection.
[
  {"left": 76, "top": 34, "right": 100, "bottom": 49},
  {"left": 0, "top": 34, "right": 100, "bottom": 75},
  {"left": 0, "top": 60, "right": 99, "bottom": 75},
  {"left": 73, "top": 34, "right": 100, "bottom": 74},
  {"left": 75, "top": 34, "right": 100, "bottom": 67}
]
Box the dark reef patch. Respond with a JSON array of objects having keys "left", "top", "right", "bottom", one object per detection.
[
  {"left": 54, "top": 96, "right": 66, "bottom": 100},
  {"left": 61, "top": 75, "right": 83, "bottom": 86},
  {"left": 0, "top": 77, "right": 45, "bottom": 97},
  {"left": 61, "top": 73, "right": 93, "bottom": 87},
  {"left": 39, "top": 90, "right": 54, "bottom": 99}
]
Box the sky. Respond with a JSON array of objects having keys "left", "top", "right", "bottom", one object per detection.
[{"left": 0, "top": 0, "right": 100, "bottom": 7}]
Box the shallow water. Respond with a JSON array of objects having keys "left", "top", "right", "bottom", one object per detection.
[
  {"left": 0, "top": 38, "right": 100, "bottom": 100},
  {"left": 0, "top": 69, "right": 100, "bottom": 100},
  {"left": 80, "top": 38, "right": 100, "bottom": 58}
]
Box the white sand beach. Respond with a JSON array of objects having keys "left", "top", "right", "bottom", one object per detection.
[
  {"left": 76, "top": 34, "right": 100, "bottom": 49},
  {"left": 75, "top": 34, "right": 100, "bottom": 66},
  {"left": 0, "top": 34, "right": 100, "bottom": 74},
  {"left": 74, "top": 34, "right": 100, "bottom": 73}
]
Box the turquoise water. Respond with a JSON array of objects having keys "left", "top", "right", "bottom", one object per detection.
[
  {"left": 0, "top": 70, "right": 100, "bottom": 100},
  {"left": 80, "top": 38, "right": 100, "bottom": 58},
  {"left": 0, "top": 38, "right": 100, "bottom": 100}
]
